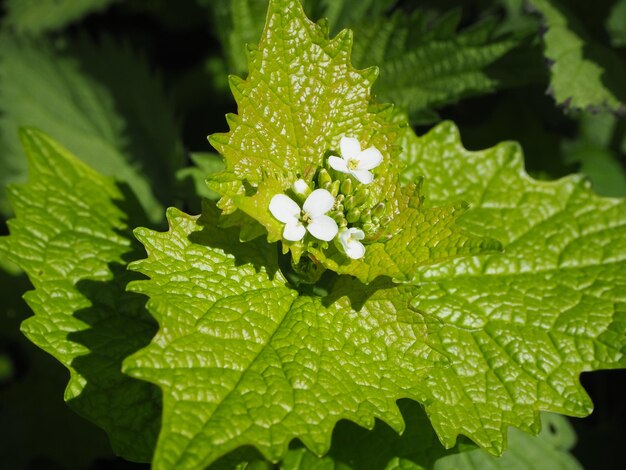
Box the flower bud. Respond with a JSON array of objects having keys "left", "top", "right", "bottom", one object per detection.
[
  {"left": 318, "top": 169, "right": 332, "bottom": 187},
  {"left": 362, "top": 222, "right": 376, "bottom": 234},
  {"left": 372, "top": 202, "right": 385, "bottom": 217},
  {"left": 335, "top": 194, "right": 345, "bottom": 204},
  {"left": 340, "top": 178, "right": 353, "bottom": 195},
  {"left": 353, "top": 188, "right": 369, "bottom": 206},
  {"left": 360, "top": 208, "right": 371, "bottom": 224},
  {"left": 344, "top": 195, "right": 355, "bottom": 210},
  {"left": 330, "top": 211, "right": 347, "bottom": 228},
  {"left": 330, "top": 180, "right": 340, "bottom": 197},
  {"left": 380, "top": 216, "right": 391, "bottom": 226},
  {"left": 346, "top": 208, "right": 360, "bottom": 223},
  {"left": 292, "top": 179, "right": 311, "bottom": 198}
]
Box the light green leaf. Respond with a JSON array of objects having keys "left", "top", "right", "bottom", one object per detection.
[
  {"left": 307, "top": 182, "right": 502, "bottom": 283},
  {"left": 0, "top": 129, "right": 161, "bottom": 461},
  {"left": 0, "top": 35, "right": 183, "bottom": 221},
  {"left": 530, "top": 0, "right": 626, "bottom": 113},
  {"left": 3, "top": 0, "right": 119, "bottom": 34},
  {"left": 126, "top": 117, "right": 626, "bottom": 468},
  {"left": 124, "top": 204, "right": 449, "bottom": 468},
  {"left": 208, "top": 0, "right": 499, "bottom": 283},
  {"left": 398, "top": 120, "right": 626, "bottom": 453}
]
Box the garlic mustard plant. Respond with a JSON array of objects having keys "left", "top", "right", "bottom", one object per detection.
[
  {"left": 269, "top": 189, "right": 338, "bottom": 241},
  {"left": 0, "top": 0, "right": 625, "bottom": 469},
  {"left": 328, "top": 136, "right": 383, "bottom": 184}
]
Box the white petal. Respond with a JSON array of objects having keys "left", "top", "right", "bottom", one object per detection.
[
  {"left": 328, "top": 155, "right": 349, "bottom": 173},
  {"left": 357, "top": 147, "right": 383, "bottom": 170},
  {"left": 338, "top": 228, "right": 366, "bottom": 259},
  {"left": 349, "top": 227, "right": 365, "bottom": 240},
  {"left": 283, "top": 221, "right": 306, "bottom": 241},
  {"left": 303, "top": 189, "right": 335, "bottom": 217},
  {"left": 292, "top": 179, "right": 310, "bottom": 196},
  {"left": 269, "top": 194, "right": 301, "bottom": 223},
  {"left": 307, "top": 215, "right": 338, "bottom": 241},
  {"left": 351, "top": 169, "right": 374, "bottom": 184},
  {"left": 338, "top": 229, "right": 351, "bottom": 246},
  {"left": 340, "top": 136, "right": 361, "bottom": 160},
  {"left": 345, "top": 239, "right": 365, "bottom": 259}
]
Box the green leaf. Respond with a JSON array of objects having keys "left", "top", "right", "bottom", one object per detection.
[
  {"left": 350, "top": 10, "right": 538, "bottom": 124},
  {"left": 0, "top": 35, "right": 183, "bottom": 221},
  {"left": 398, "top": 120, "right": 626, "bottom": 453},
  {"left": 176, "top": 152, "right": 225, "bottom": 205},
  {"left": 124, "top": 204, "right": 451, "bottom": 468},
  {"left": 315, "top": 0, "right": 395, "bottom": 36},
  {"left": 530, "top": 0, "right": 626, "bottom": 113},
  {"left": 434, "top": 414, "right": 582, "bottom": 470},
  {"left": 208, "top": 0, "right": 499, "bottom": 282},
  {"left": 0, "top": 271, "right": 114, "bottom": 468},
  {"left": 562, "top": 112, "right": 626, "bottom": 198},
  {"left": 0, "top": 266, "right": 115, "bottom": 468},
  {"left": 207, "top": 0, "right": 271, "bottom": 75},
  {"left": 3, "top": 0, "right": 119, "bottom": 34},
  {"left": 493, "top": 0, "right": 542, "bottom": 37},
  {"left": 0, "top": 129, "right": 161, "bottom": 462},
  {"left": 69, "top": 37, "right": 185, "bottom": 210},
  {"left": 606, "top": 0, "right": 626, "bottom": 48}
]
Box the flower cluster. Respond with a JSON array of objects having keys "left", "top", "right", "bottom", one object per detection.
[{"left": 269, "top": 136, "right": 384, "bottom": 260}]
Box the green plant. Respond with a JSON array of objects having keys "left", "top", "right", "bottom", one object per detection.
[{"left": 1, "top": 0, "right": 625, "bottom": 468}]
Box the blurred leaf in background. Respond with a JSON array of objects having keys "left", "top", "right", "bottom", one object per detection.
[
  {"left": 351, "top": 9, "right": 545, "bottom": 124},
  {"left": 530, "top": 0, "right": 626, "bottom": 113},
  {"left": 0, "top": 35, "right": 184, "bottom": 222},
  {"left": 606, "top": 0, "right": 626, "bottom": 47},
  {"left": 3, "top": 0, "right": 120, "bottom": 35},
  {"left": 563, "top": 113, "right": 626, "bottom": 197}
]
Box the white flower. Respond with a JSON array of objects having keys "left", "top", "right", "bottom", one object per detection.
[
  {"left": 269, "top": 189, "right": 338, "bottom": 242},
  {"left": 328, "top": 136, "right": 383, "bottom": 184},
  {"left": 338, "top": 227, "right": 366, "bottom": 259}
]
